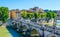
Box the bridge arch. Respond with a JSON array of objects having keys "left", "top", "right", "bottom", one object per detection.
[
  {"left": 30, "top": 29, "right": 40, "bottom": 37},
  {"left": 47, "top": 34, "right": 57, "bottom": 37},
  {"left": 22, "top": 25, "right": 27, "bottom": 31},
  {"left": 22, "top": 25, "right": 27, "bottom": 35}
]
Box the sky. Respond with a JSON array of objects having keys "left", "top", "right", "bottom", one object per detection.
[{"left": 0, "top": 0, "right": 60, "bottom": 10}]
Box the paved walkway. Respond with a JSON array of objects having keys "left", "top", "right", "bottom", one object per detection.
[{"left": 0, "top": 26, "right": 22, "bottom": 37}]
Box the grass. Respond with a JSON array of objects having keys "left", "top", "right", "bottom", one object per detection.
[
  {"left": 0, "top": 26, "right": 12, "bottom": 37},
  {"left": 44, "top": 23, "right": 53, "bottom": 26},
  {"left": 42, "top": 22, "right": 53, "bottom": 26}
]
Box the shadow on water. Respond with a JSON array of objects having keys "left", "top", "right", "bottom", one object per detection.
[{"left": 6, "top": 27, "right": 22, "bottom": 37}]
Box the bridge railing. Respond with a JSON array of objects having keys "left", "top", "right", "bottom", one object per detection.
[{"left": 14, "top": 18, "right": 60, "bottom": 35}]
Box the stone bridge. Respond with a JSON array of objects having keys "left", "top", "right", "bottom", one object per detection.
[{"left": 8, "top": 19, "right": 60, "bottom": 37}]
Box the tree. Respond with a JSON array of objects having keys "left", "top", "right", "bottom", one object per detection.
[
  {"left": 0, "top": 7, "right": 9, "bottom": 23},
  {"left": 27, "top": 13, "right": 34, "bottom": 20},
  {"left": 34, "top": 12, "right": 41, "bottom": 22},
  {"left": 21, "top": 10, "right": 28, "bottom": 19},
  {"left": 41, "top": 13, "right": 46, "bottom": 18},
  {"left": 46, "top": 10, "right": 53, "bottom": 22},
  {"left": 46, "top": 10, "right": 57, "bottom": 22},
  {"left": 46, "top": 10, "right": 57, "bottom": 19},
  {"left": 52, "top": 12, "right": 57, "bottom": 18}
]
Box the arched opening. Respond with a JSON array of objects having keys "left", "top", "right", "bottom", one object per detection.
[
  {"left": 48, "top": 34, "right": 56, "bottom": 37},
  {"left": 22, "top": 25, "right": 27, "bottom": 35},
  {"left": 49, "top": 35, "right": 56, "bottom": 37},
  {"left": 30, "top": 29, "right": 39, "bottom": 37},
  {"left": 22, "top": 25, "right": 27, "bottom": 31},
  {"left": 11, "top": 21, "right": 17, "bottom": 30}
]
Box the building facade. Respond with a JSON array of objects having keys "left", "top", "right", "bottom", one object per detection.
[{"left": 10, "top": 9, "right": 21, "bottom": 20}]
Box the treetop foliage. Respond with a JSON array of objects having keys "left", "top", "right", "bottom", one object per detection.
[{"left": 0, "top": 6, "right": 9, "bottom": 23}]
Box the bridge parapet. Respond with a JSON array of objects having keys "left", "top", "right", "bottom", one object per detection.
[
  {"left": 19, "top": 19, "right": 60, "bottom": 35},
  {"left": 12, "top": 18, "right": 60, "bottom": 37}
]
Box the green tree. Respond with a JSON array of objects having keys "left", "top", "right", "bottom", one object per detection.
[
  {"left": 46, "top": 10, "right": 57, "bottom": 24},
  {"left": 41, "top": 13, "right": 46, "bottom": 18},
  {"left": 21, "top": 11, "right": 28, "bottom": 19},
  {"left": 46, "top": 10, "right": 57, "bottom": 19},
  {"left": 34, "top": 12, "right": 41, "bottom": 22},
  {"left": 46, "top": 10, "right": 54, "bottom": 22},
  {"left": 52, "top": 12, "right": 57, "bottom": 18},
  {"left": 27, "top": 13, "right": 34, "bottom": 20},
  {"left": 0, "top": 7, "right": 9, "bottom": 23}
]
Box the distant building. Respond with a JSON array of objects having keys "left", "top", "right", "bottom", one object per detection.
[
  {"left": 10, "top": 9, "right": 20, "bottom": 20},
  {"left": 29, "top": 7, "right": 44, "bottom": 13},
  {"left": 15, "top": 9, "right": 21, "bottom": 19},
  {"left": 32, "top": 7, "right": 40, "bottom": 12},
  {"left": 10, "top": 10, "right": 16, "bottom": 19}
]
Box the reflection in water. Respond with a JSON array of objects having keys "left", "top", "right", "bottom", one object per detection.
[{"left": 6, "top": 27, "right": 22, "bottom": 37}]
